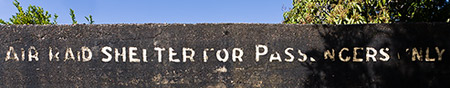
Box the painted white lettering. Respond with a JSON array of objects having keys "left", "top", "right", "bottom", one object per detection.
[
  {"left": 284, "top": 48, "right": 294, "bottom": 62},
  {"left": 49, "top": 47, "right": 60, "bottom": 61},
  {"left": 269, "top": 52, "right": 282, "bottom": 62},
  {"left": 412, "top": 47, "right": 422, "bottom": 61},
  {"left": 154, "top": 47, "right": 165, "bottom": 62},
  {"left": 129, "top": 47, "right": 140, "bottom": 62},
  {"left": 81, "top": 46, "right": 92, "bottom": 62},
  {"left": 115, "top": 47, "right": 126, "bottom": 62},
  {"left": 255, "top": 45, "right": 268, "bottom": 62},
  {"left": 339, "top": 48, "right": 351, "bottom": 62},
  {"left": 77, "top": 51, "right": 81, "bottom": 61},
  {"left": 353, "top": 47, "right": 363, "bottom": 62},
  {"left": 182, "top": 47, "right": 195, "bottom": 62},
  {"left": 65, "top": 48, "right": 75, "bottom": 61},
  {"left": 232, "top": 48, "right": 244, "bottom": 62},
  {"left": 310, "top": 57, "right": 316, "bottom": 62},
  {"left": 436, "top": 47, "right": 445, "bottom": 61},
  {"left": 143, "top": 49, "right": 148, "bottom": 62},
  {"left": 425, "top": 47, "right": 435, "bottom": 61},
  {"left": 101, "top": 46, "right": 112, "bottom": 62},
  {"left": 21, "top": 48, "right": 25, "bottom": 61},
  {"left": 298, "top": 50, "right": 307, "bottom": 62},
  {"left": 379, "top": 48, "right": 390, "bottom": 61},
  {"left": 216, "top": 49, "right": 229, "bottom": 62},
  {"left": 168, "top": 47, "right": 180, "bottom": 62},
  {"left": 203, "top": 48, "right": 214, "bottom": 62},
  {"left": 324, "top": 49, "right": 335, "bottom": 61},
  {"left": 366, "top": 47, "right": 377, "bottom": 62},
  {"left": 5, "top": 46, "right": 20, "bottom": 61}
]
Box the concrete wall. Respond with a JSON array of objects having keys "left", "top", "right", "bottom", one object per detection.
[{"left": 0, "top": 23, "right": 449, "bottom": 87}]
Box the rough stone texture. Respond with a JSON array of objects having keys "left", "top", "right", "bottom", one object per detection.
[{"left": 0, "top": 23, "right": 449, "bottom": 87}]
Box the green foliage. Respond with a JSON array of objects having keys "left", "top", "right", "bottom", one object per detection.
[
  {"left": 0, "top": 0, "right": 58, "bottom": 24},
  {"left": 85, "top": 15, "right": 94, "bottom": 24},
  {"left": 70, "top": 9, "right": 77, "bottom": 24},
  {"left": 53, "top": 14, "right": 58, "bottom": 24},
  {"left": 1, "top": 0, "right": 95, "bottom": 25},
  {"left": 390, "top": 0, "right": 450, "bottom": 22},
  {"left": 283, "top": 0, "right": 390, "bottom": 24},
  {"left": 283, "top": 0, "right": 450, "bottom": 24},
  {"left": 0, "top": 19, "right": 6, "bottom": 24}
]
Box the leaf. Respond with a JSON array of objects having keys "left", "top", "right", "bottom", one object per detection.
[
  {"left": 0, "top": 19, "right": 8, "bottom": 24},
  {"left": 70, "top": 8, "right": 77, "bottom": 24}
]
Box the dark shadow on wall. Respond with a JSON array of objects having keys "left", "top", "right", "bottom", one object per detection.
[
  {"left": 301, "top": 23, "right": 450, "bottom": 88},
  {"left": 373, "top": 23, "right": 450, "bottom": 87}
]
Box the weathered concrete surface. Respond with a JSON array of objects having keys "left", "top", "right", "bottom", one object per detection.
[{"left": 0, "top": 23, "right": 449, "bottom": 87}]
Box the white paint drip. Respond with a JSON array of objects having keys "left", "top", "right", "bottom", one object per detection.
[{"left": 214, "top": 66, "right": 227, "bottom": 73}]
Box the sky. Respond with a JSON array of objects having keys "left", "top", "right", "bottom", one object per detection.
[{"left": 0, "top": 0, "right": 293, "bottom": 24}]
